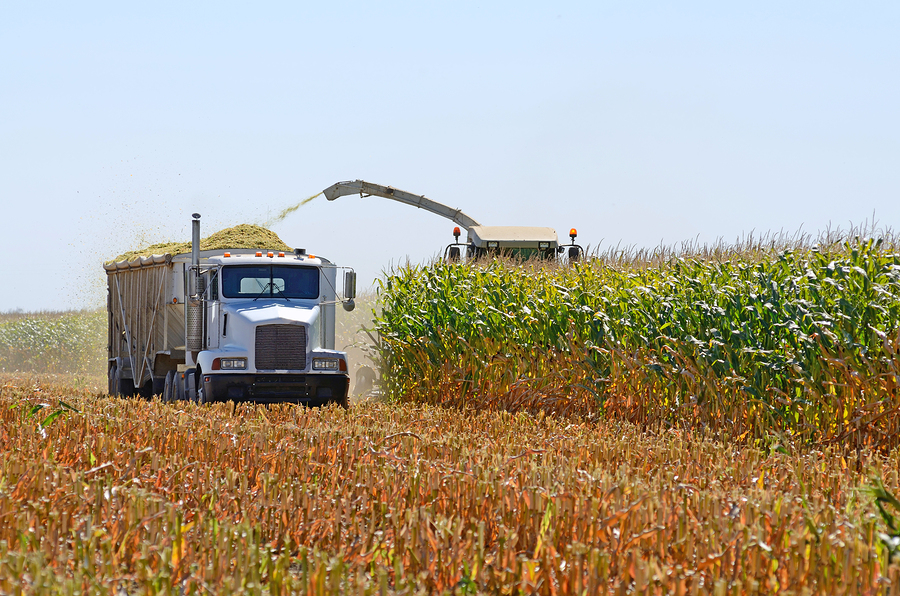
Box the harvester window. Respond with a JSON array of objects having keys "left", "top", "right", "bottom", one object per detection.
[
  {"left": 222, "top": 265, "right": 319, "bottom": 299},
  {"left": 475, "top": 247, "right": 550, "bottom": 260}
]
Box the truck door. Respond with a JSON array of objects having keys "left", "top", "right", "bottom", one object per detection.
[{"left": 206, "top": 269, "right": 220, "bottom": 349}]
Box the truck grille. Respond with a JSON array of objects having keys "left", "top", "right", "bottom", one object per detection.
[{"left": 255, "top": 325, "right": 307, "bottom": 370}]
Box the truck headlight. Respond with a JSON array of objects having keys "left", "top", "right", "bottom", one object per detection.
[
  {"left": 219, "top": 358, "right": 247, "bottom": 370},
  {"left": 312, "top": 358, "right": 340, "bottom": 371}
]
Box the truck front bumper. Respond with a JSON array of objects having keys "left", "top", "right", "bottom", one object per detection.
[{"left": 202, "top": 373, "right": 349, "bottom": 405}]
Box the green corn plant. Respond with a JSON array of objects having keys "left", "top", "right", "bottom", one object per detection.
[
  {"left": 0, "top": 310, "right": 106, "bottom": 376},
  {"left": 374, "top": 231, "right": 900, "bottom": 448},
  {"left": 868, "top": 478, "right": 900, "bottom": 560}
]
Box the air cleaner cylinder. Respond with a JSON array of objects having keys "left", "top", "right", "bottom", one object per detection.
[{"left": 186, "top": 299, "right": 203, "bottom": 351}]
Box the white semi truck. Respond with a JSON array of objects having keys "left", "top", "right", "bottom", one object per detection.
[{"left": 103, "top": 214, "right": 356, "bottom": 407}]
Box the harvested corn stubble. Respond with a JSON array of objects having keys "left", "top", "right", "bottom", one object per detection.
[{"left": 2, "top": 374, "right": 900, "bottom": 594}]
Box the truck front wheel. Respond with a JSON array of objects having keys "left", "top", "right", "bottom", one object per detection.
[{"left": 197, "top": 371, "right": 210, "bottom": 405}]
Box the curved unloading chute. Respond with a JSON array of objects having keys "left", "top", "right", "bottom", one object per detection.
[{"left": 322, "top": 180, "right": 482, "bottom": 231}]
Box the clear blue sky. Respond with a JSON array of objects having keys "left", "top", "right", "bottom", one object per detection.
[{"left": 1, "top": 1, "right": 898, "bottom": 311}]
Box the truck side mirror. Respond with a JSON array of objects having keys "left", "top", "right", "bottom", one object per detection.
[{"left": 344, "top": 271, "right": 357, "bottom": 301}]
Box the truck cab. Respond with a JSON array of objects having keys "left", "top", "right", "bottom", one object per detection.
[{"left": 194, "top": 250, "right": 351, "bottom": 405}]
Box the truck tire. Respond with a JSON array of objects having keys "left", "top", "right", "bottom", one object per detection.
[
  {"left": 185, "top": 371, "right": 198, "bottom": 403},
  {"left": 197, "top": 371, "right": 217, "bottom": 405},
  {"left": 197, "top": 370, "right": 208, "bottom": 405},
  {"left": 109, "top": 365, "right": 135, "bottom": 397},
  {"left": 117, "top": 372, "right": 135, "bottom": 398},
  {"left": 163, "top": 371, "right": 176, "bottom": 403},
  {"left": 138, "top": 381, "right": 153, "bottom": 400},
  {"left": 175, "top": 372, "right": 186, "bottom": 402}
]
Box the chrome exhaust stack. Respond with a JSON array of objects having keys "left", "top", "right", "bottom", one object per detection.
[{"left": 191, "top": 213, "right": 201, "bottom": 280}]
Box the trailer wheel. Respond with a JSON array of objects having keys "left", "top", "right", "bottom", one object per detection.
[
  {"left": 117, "top": 373, "right": 135, "bottom": 398},
  {"left": 109, "top": 364, "right": 135, "bottom": 397},
  {"left": 108, "top": 365, "right": 117, "bottom": 396}
]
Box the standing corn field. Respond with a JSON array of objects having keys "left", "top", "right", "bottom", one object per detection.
[
  {"left": 375, "top": 233, "right": 900, "bottom": 449},
  {"left": 0, "top": 310, "right": 106, "bottom": 378}
]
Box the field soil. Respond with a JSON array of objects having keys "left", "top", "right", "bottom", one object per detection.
[{"left": 2, "top": 374, "right": 900, "bottom": 594}]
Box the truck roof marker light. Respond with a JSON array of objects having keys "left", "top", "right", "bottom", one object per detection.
[
  {"left": 308, "top": 254, "right": 315, "bottom": 259},
  {"left": 278, "top": 252, "right": 285, "bottom": 257},
  {"left": 267, "top": 251, "right": 274, "bottom": 257},
  {"left": 223, "top": 252, "right": 231, "bottom": 257},
  {"left": 256, "top": 251, "right": 262, "bottom": 257}
]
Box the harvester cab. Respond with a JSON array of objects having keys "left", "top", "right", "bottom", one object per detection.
[
  {"left": 322, "top": 180, "right": 585, "bottom": 263},
  {"left": 444, "top": 225, "right": 585, "bottom": 262}
]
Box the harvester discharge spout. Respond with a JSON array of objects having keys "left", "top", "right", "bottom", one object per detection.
[{"left": 322, "top": 180, "right": 481, "bottom": 231}]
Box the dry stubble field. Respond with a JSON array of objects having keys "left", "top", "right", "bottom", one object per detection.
[{"left": 2, "top": 374, "right": 900, "bottom": 595}]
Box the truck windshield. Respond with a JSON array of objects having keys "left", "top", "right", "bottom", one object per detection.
[{"left": 221, "top": 265, "right": 319, "bottom": 299}]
